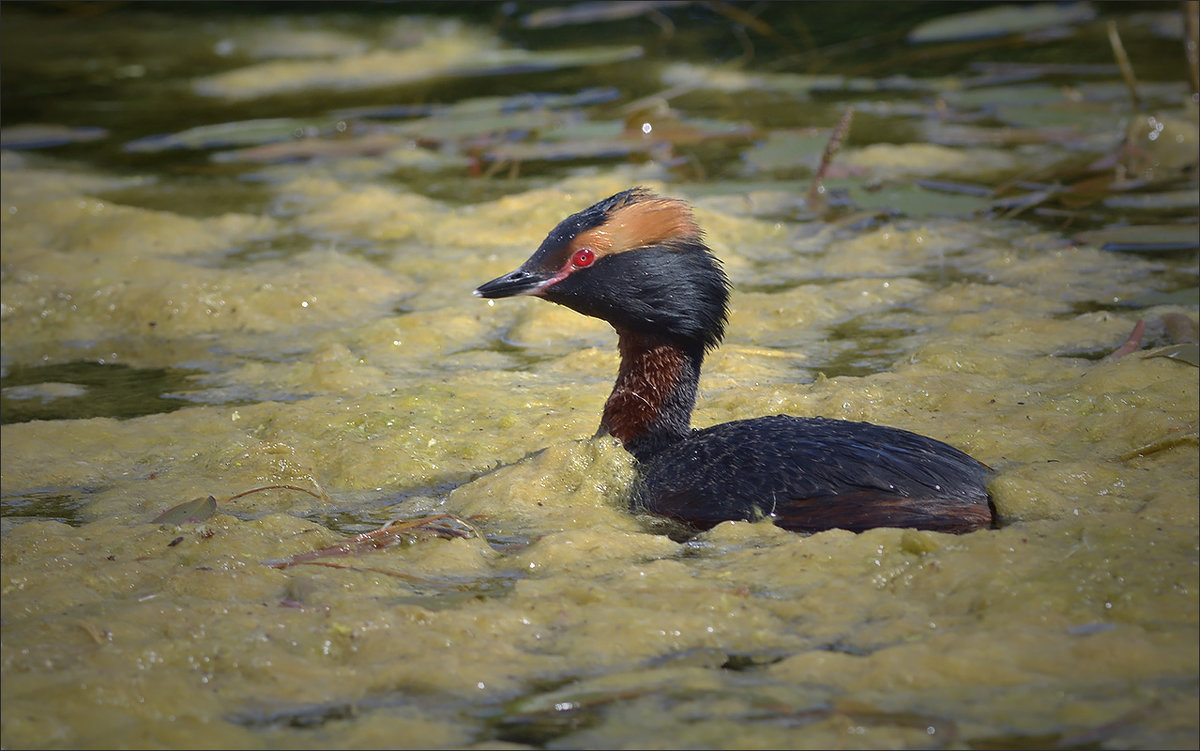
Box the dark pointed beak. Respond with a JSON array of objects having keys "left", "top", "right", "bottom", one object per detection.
[{"left": 473, "top": 267, "right": 553, "bottom": 299}]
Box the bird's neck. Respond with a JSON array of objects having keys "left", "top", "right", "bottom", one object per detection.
[{"left": 599, "top": 329, "right": 702, "bottom": 461}]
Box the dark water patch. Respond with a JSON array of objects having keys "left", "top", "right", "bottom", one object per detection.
[
  {"left": 214, "top": 233, "right": 321, "bottom": 267},
  {"left": 0, "top": 489, "right": 87, "bottom": 526},
  {"left": 1075, "top": 223, "right": 1200, "bottom": 254},
  {"left": 819, "top": 320, "right": 913, "bottom": 377},
  {"left": 228, "top": 682, "right": 488, "bottom": 734},
  {"left": 481, "top": 675, "right": 608, "bottom": 748},
  {"left": 1069, "top": 282, "right": 1200, "bottom": 314},
  {"left": 386, "top": 574, "right": 519, "bottom": 611},
  {"left": 0, "top": 361, "right": 200, "bottom": 424},
  {"left": 98, "top": 176, "right": 274, "bottom": 219},
  {"left": 1053, "top": 345, "right": 1121, "bottom": 362},
  {"left": 298, "top": 483, "right": 459, "bottom": 536},
  {"left": 1122, "top": 286, "right": 1200, "bottom": 308},
  {"left": 719, "top": 651, "right": 788, "bottom": 672},
  {"left": 228, "top": 699, "right": 367, "bottom": 730}
]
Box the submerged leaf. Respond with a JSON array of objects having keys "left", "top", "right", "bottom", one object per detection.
[
  {"left": 521, "top": 1, "right": 687, "bottom": 28},
  {"left": 743, "top": 129, "right": 833, "bottom": 173},
  {"left": 124, "top": 118, "right": 325, "bottom": 153},
  {"left": 908, "top": 3, "right": 1097, "bottom": 43},
  {"left": 1143, "top": 343, "right": 1200, "bottom": 367},
  {"left": 957, "top": 83, "right": 1074, "bottom": 106},
  {"left": 212, "top": 132, "right": 409, "bottom": 164},
  {"left": 152, "top": 496, "right": 217, "bottom": 524},
  {"left": 1075, "top": 224, "right": 1200, "bottom": 253},
  {"left": 0, "top": 123, "right": 108, "bottom": 149},
  {"left": 660, "top": 61, "right": 937, "bottom": 95},
  {"left": 398, "top": 108, "right": 560, "bottom": 142},
  {"left": 1103, "top": 190, "right": 1200, "bottom": 210},
  {"left": 1121, "top": 288, "right": 1200, "bottom": 307},
  {"left": 194, "top": 40, "right": 642, "bottom": 100},
  {"left": 922, "top": 122, "right": 1084, "bottom": 147},
  {"left": 483, "top": 135, "right": 657, "bottom": 163},
  {"left": 829, "top": 179, "right": 995, "bottom": 218}
]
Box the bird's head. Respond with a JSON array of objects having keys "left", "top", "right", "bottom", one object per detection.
[{"left": 474, "top": 188, "right": 729, "bottom": 353}]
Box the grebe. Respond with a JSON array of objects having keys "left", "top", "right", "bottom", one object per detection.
[{"left": 474, "top": 188, "right": 993, "bottom": 533}]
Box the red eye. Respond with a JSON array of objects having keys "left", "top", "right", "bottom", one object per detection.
[{"left": 571, "top": 248, "right": 596, "bottom": 268}]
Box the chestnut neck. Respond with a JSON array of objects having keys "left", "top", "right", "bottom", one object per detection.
[{"left": 599, "top": 329, "right": 704, "bottom": 462}]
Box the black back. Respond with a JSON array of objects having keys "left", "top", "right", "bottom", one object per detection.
[{"left": 633, "top": 415, "right": 994, "bottom": 534}]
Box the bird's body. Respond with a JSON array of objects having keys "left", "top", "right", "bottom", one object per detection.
[
  {"left": 634, "top": 415, "right": 991, "bottom": 533},
  {"left": 475, "top": 188, "right": 993, "bottom": 534}
]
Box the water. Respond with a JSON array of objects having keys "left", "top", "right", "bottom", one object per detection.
[{"left": 2, "top": 3, "right": 1197, "bottom": 749}]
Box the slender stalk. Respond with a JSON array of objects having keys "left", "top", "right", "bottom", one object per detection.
[
  {"left": 1184, "top": 1, "right": 1199, "bottom": 96},
  {"left": 808, "top": 107, "right": 854, "bottom": 209},
  {"left": 1107, "top": 20, "right": 1142, "bottom": 111}
]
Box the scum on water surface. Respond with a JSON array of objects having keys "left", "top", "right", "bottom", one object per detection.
[{"left": 1, "top": 3, "right": 1197, "bottom": 749}]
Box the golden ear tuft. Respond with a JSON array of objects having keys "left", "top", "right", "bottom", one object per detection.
[
  {"left": 567, "top": 191, "right": 702, "bottom": 260},
  {"left": 605, "top": 196, "right": 702, "bottom": 254},
  {"left": 614, "top": 198, "right": 700, "bottom": 247}
]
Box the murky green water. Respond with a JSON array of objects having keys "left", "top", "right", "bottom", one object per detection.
[{"left": 2, "top": 3, "right": 1197, "bottom": 749}]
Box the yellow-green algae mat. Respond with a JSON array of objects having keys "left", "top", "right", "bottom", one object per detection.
[{"left": 2, "top": 156, "right": 1198, "bottom": 748}]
